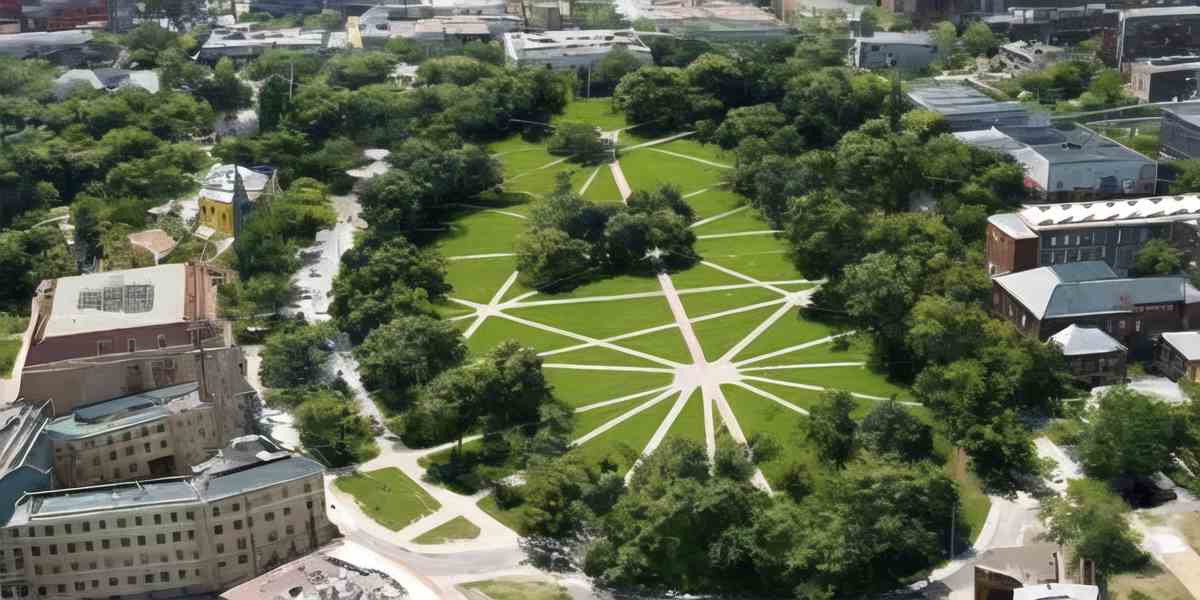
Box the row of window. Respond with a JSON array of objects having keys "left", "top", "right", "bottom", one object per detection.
[
  {"left": 1039, "top": 246, "right": 1106, "bottom": 266},
  {"left": 1043, "top": 226, "right": 1163, "bottom": 248},
  {"left": 26, "top": 530, "right": 198, "bottom": 557},
  {"left": 97, "top": 334, "right": 172, "bottom": 357},
  {"left": 62, "top": 423, "right": 170, "bottom": 452},
  {"left": 10, "top": 511, "right": 197, "bottom": 539},
  {"left": 31, "top": 568, "right": 202, "bottom": 597}
]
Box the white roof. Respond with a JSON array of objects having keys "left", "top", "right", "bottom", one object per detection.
[
  {"left": 1015, "top": 195, "right": 1200, "bottom": 231},
  {"left": 44, "top": 264, "right": 189, "bottom": 338},
  {"left": 1013, "top": 583, "right": 1099, "bottom": 600},
  {"left": 1049, "top": 324, "right": 1126, "bottom": 356},
  {"left": 504, "top": 29, "right": 652, "bottom": 58},
  {"left": 1162, "top": 331, "right": 1200, "bottom": 361},
  {"left": 201, "top": 164, "right": 269, "bottom": 205}
]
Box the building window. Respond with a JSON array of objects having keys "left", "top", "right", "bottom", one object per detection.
[
  {"left": 153, "top": 514, "right": 162, "bottom": 525},
  {"left": 127, "top": 338, "right": 136, "bottom": 353},
  {"left": 214, "top": 525, "right": 223, "bottom": 535},
  {"left": 156, "top": 534, "right": 165, "bottom": 544},
  {"left": 97, "top": 339, "right": 112, "bottom": 356},
  {"left": 157, "top": 335, "right": 167, "bottom": 349},
  {"left": 172, "top": 532, "right": 181, "bottom": 542},
  {"left": 101, "top": 540, "right": 109, "bottom": 550},
  {"left": 238, "top": 555, "right": 248, "bottom": 565}
]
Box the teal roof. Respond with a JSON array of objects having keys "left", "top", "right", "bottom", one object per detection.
[{"left": 44, "top": 382, "right": 200, "bottom": 440}]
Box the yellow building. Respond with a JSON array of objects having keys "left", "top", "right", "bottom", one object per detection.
[{"left": 197, "top": 165, "right": 274, "bottom": 237}]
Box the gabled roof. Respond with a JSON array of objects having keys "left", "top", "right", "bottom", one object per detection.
[
  {"left": 994, "top": 261, "right": 1194, "bottom": 319},
  {"left": 1162, "top": 331, "right": 1200, "bottom": 361},
  {"left": 1049, "top": 325, "right": 1126, "bottom": 356}
]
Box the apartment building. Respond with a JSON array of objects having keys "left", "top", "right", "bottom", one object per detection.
[
  {"left": 849, "top": 31, "right": 939, "bottom": 71},
  {"left": 0, "top": 436, "right": 338, "bottom": 600},
  {"left": 985, "top": 196, "right": 1200, "bottom": 276},
  {"left": 502, "top": 30, "right": 652, "bottom": 70}
]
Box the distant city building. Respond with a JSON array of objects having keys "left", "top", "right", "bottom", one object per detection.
[
  {"left": 954, "top": 125, "right": 1157, "bottom": 199},
  {"left": 502, "top": 30, "right": 652, "bottom": 70},
  {"left": 849, "top": 31, "right": 938, "bottom": 71},
  {"left": 357, "top": 5, "right": 519, "bottom": 47},
  {"left": 1160, "top": 102, "right": 1200, "bottom": 160},
  {"left": 1155, "top": 330, "right": 1200, "bottom": 382},
  {"left": 0, "top": 436, "right": 338, "bottom": 600},
  {"left": 991, "top": 260, "right": 1200, "bottom": 353},
  {"left": 1128, "top": 57, "right": 1200, "bottom": 103},
  {"left": 1048, "top": 324, "right": 1128, "bottom": 386},
  {"left": 53, "top": 68, "right": 159, "bottom": 99},
  {"left": 985, "top": 196, "right": 1200, "bottom": 276},
  {"left": 625, "top": 2, "right": 791, "bottom": 41},
  {"left": 0, "top": 30, "right": 100, "bottom": 64},
  {"left": 982, "top": 5, "right": 1114, "bottom": 50},
  {"left": 197, "top": 164, "right": 277, "bottom": 237},
  {"left": 196, "top": 27, "right": 329, "bottom": 62},
  {"left": 879, "top": 0, "right": 958, "bottom": 26},
  {"left": 1117, "top": 6, "right": 1200, "bottom": 68},
  {"left": 906, "top": 85, "right": 1044, "bottom": 132},
  {"left": 998, "top": 40, "right": 1064, "bottom": 75},
  {"left": 247, "top": 0, "right": 323, "bottom": 17}
]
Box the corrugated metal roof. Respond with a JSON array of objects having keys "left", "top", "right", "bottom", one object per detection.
[
  {"left": 1049, "top": 324, "right": 1126, "bottom": 356},
  {"left": 199, "top": 456, "right": 324, "bottom": 501},
  {"left": 1163, "top": 331, "right": 1200, "bottom": 360}
]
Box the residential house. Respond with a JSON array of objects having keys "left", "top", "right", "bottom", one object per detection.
[
  {"left": 991, "top": 260, "right": 1200, "bottom": 355},
  {"left": 1048, "top": 324, "right": 1127, "bottom": 387},
  {"left": 1156, "top": 330, "right": 1200, "bottom": 382},
  {"left": 954, "top": 125, "right": 1157, "bottom": 200},
  {"left": 1160, "top": 102, "right": 1200, "bottom": 160},
  {"left": 849, "top": 31, "right": 938, "bottom": 71},
  {"left": 502, "top": 30, "right": 652, "bottom": 70},
  {"left": 906, "top": 84, "right": 1044, "bottom": 132},
  {"left": 984, "top": 196, "right": 1200, "bottom": 276}
]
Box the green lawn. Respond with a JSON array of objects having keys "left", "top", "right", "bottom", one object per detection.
[
  {"left": 334, "top": 468, "right": 441, "bottom": 531},
  {"left": 571, "top": 394, "right": 676, "bottom": 472},
  {"left": 580, "top": 164, "right": 623, "bottom": 204},
  {"left": 733, "top": 309, "right": 837, "bottom": 363},
  {"left": 522, "top": 271, "right": 661, "bottom": 300},
  {"left": 543, "top": 342, "right": 670, "bottom": 368},
  {"left": 685, "top": 188, "right": 743, "bottom": 219},
  {"left": 651, "top": 137, "right": 734, "bottom": 164},
  {"left": 749, "top": 334, "right": 870, "bottom": 367},
  {"left": 461, "top": 577, "right": 571, "bottom": 600},
  {"left": 554, "top": 97, "right": 628, "bottom": 131},
  {"left": 694, "top": 209, "right": 773, "bottom": 235},
  {"left": 507, "top": 295, "right": 676, "bottom": 339},
  {"left": 679, "top": 286, "right": 782, "bottom": 321},
  {"left": 748, "top": 365, "right": 909, "bottom": 399},
  {"left": 477, "top": 495, "right": 530, "bottom": 536},
  {"left": 665, "top": 389, "right": 705, "bottom": 445},
  {"left": 722, "top": 384, "right": 812, "bottom": 485},
  {"left": 691, "top": 304, "right": 780, "bottom": 362},
  {"left": 411, "top": 516, "right": 481, "bottom": 544},
  {"left": 610, "top": 327, "right": 692, "bottom": 364},
  {"left": 445, "top": 256, "right": 523, "bottom": 303},
  {"left": 466, "top": 317, "right": 577, "bottom": 357},
  {"left": 545, "top": 368, "right": 673, "bottom": 409},
  {"left": 667, "top": 262, "right": 745, "bottom": 290},
  {"left": 434, "top": 210, "right": 526, "bottom": 257},
  {"left": 620, "top": 148, "right": 727, "bottom": 194},
  {"left": 0, "top": 338, "right": 21, "bottom": 378}
]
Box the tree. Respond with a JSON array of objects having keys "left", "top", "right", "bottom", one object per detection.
[
  {"left": 1078, "top": 386, "right": 1178, "bottom": 481},
  {"left": 603, "top": 209, "right": 696, "bottom": 271},
  {"left": 858, "top": 399, "right": 933, "bottom": 462},
  {"left": 613, "top": 67, "right": 707, "bottom": 132},
  {"left": 593, "top": 46, "right": 644, "bottom": 91},
  {"left": 684, "top": 52, "right": 746, "bottom": 108},
  {"left": 787, "top": 189, "right": 867, "bottom": 279},
  {"left": 1133, "top": 239, "right": 1183, "bottom": 275},
  {"left": 71, "top": 194, "right": 105, "bottom": 262},
  {"left": 712, "top": 103, "right": 789, "bottom": 150},
  {"left": 294, "top": 389, "right": 376, "bottom": 467},
  {"left": 1087, "top": 69, "right": 1126, "bottom": 105},
  {"left": 515, "top": 228, "right": 593, "bottom": 290},
  {"left": 626, "top": 184, "right": 694, "bottom": 223},
  {"left": 961, "top": 410, "right": 1040, "bottom": 495},
  {"left": 961, "top": 22, "right": 998, "bottom": 57},
  {"left": 1039, "top": 479, "right": 1148, "bottom": 592},
  {"left": 325, "top": 51, "right": 399, "bottom": 89},
  {"left": 417, "top": 55, "right": 497, "bottom": 86},
  {"left": 260, "top": 323, "right": 332, "bottom": 388},
  {"left": 546, "top": 122, "right": 606, "bottom": 163},
  {"left": 1172, "top": 159, "right": 1200, "bottom": 193},
  {"left": 354, "top": 315, "right": 467, "bottom": 407},
  {"left": 806, "top": 390, "right": 858, "bottom": 466},
  {"left": 330, "top": 235, "right": 449, "bottom": 342},
  {"left": 198, "top": 57, "right": 253, "bottom": 112}
]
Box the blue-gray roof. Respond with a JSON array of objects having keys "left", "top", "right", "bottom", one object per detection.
[
  {"left": 996, "top": 263, "right": 1191, "bottom": 319},
  {"left": 1050, "top": 261, "right": 1118, "bottom": 283},
  {"left": 45, "top": 382, "right": 200, "bottom": 440},
  {"left": 30, "top": 479, "right": 198, "bottom": 519},
  {"left": 199, "top": 456, "right": 324, "bottom": 501}
]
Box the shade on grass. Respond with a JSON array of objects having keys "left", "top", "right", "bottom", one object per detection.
[
  {"left": 490, "top": 138, "right": 559, "bottom": 176},
  {"left": 742, "top": 380, "right": 877, "bottom": 420},
  {"left": 462, "top": 577, "right": 572, "bottom": 600},
  {"left": 732, "top": 309, "right": 836, "bottom": 363},
  {"left": 619, "top": 148, "right": 726, "bottom": 195},
  {"left": 679, "top": 285, "right": 782, "bottom": 321},
  {"left": 704, "top": 251, "right": 806, "bottom": 283},
  {"left": 434, "top": 210, "right": 526, "bottom": 257},
  {"left": 545, "top": 367, "right": 673, "bottom": 409},
  {"left": 412, "top": 516, "right": 481, "bottom": 544},
  {"left": 554, "top": 98, "right": 628, "bottom": 131},
  {"left": 570, "top": 393, "right": 677, "bottom": 472},
  {"left": 445, "top": 256, "right": 522, "bottom": 303},
  {"left": 506, "top": 163, "right": 593, "bottom": 197},
  {"left": 720, "top": 384, "right": 812, "bottom": 486},
  {"left": 334, "top": 468, "right": 441, "bottom": 531},
  {"left": 466, "top": 316, "right": 578, "bottom": 356},
  {"left": 522, "top": 271, "right": 662, "bottom": 300},
  {"left": 507, "top": 295, "right": 676, "bottom": 339},
  {"left": 611, "top": 327, "right": 693, "bottom": 364},
  {"left": 748, "top": 365, "right": 909, "bottom": 399},
  {"left": 477, "top": 495, "right": 530, "bottom": 536},
  {"left": 580, "top": 165, "right": 623, "bottom": 204},
  {"left": 695, "top": 231, "right": 790, "bottom": 257},
  {"left": 685, "top": 188, "right": 742, "bottom": 219},
  {"left": 666, "top": 263, "right": 745, "bottom": 291},
  {"left": 651, "top": 137, "right": 734, "bottom": 164},
  {"left": 746, "top": 334, "right": 870, "bottom": 367},
  {"left": 542, "top": 342, "right": 670, "bottom": 368},
  {"left": 690, "top": 304, "right": 780, "bottom": 363},
  {"left": 664, "top": 388, "right": 706, "bottom": 445}
]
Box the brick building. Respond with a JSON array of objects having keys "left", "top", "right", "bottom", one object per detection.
[
  {"left": 1156, "top": 330, "right": 1200, "bottom": 382},
  {"left": 985, "top": 196, "right": 1200, "bottom": 276},
  {"left": 991, "top": 261, "right": 1200, "bottom": 355},
  {"left": 1047, "top": 324, "right": 1127, "bottom": 387}
]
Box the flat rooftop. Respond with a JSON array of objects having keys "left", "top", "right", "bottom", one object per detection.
[
  {"left": 855, "top": 31, "right": 932, "bottom": 45},
  {"left": 955, "top": 125, "right": 1151, "bottom": 169},
  {"left": 907, "top": 85, "right": 1032, "bottom": 117},
  {"left": 42, "top": 263, "right": 188, "bottom": 338},
  {"left": 505, "top": 29, "right": 650, "bottom": 56},
  {"left": 1162, "top": 101, "right": 1200, "bottom": 128},
  {"left": 202, "top": 27, "right": 327, "bottom": 50},
  {"left": 44, "top": 382, "right": 200, "bottom": 440}
]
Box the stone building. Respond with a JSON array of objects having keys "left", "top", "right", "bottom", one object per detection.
[{"left": 0, "top": 436, "right": 338, "bottom": 600}]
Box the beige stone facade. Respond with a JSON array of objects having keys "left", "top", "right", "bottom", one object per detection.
[{"left": 0, "top": 438, "right": 338, "bottom": 600}]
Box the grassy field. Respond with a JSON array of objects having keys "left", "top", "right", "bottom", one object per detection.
[
  {"left": 0, "top": 338, "right": 21, "bottom": 378},
  {"left": 460, "top": 577, "right": 571, "bottom": 600},
  {"left": 411, "top": 516, "right": 481, "bottom": 544},
  {"left": 478, "top": 495, "right": 528, "bottom": 535},
  {"left": 334, "top": 468, "right": 441, "bottom": 531},
  {"left": 1109, "top": 560, "right": 1193, "bottom": 600}
]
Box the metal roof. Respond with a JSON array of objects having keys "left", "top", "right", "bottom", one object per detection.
[
  {"left": 1015, "top": 195, "right": 1200, "bottom": 230},
  {"left": 1162, "top": 331, "right": 1200, "bottom": 360},
  {"left": 995, "top": 263, "right": 1192, "bottom": 319},
  {"left": 1048, "top": 261, "right": 1118, "bottom": 282},
  {"left": 44, "top": 383, "right": 200, "bottom": 441},
  {"left": 27, "top": 479, "right": 199, "bottom": 520},
  {"left": 1162, "top": 102, "right": 1200, "bottom": 128},
  {"left": 988, "top": 213, "right": 1037, "bottom": 239},
  {"left": 1049, "top": 324, "right": 1126, "bottom": 356},
  {"left": 198, "top": 456, "right": 324, "bottom": 501}
]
